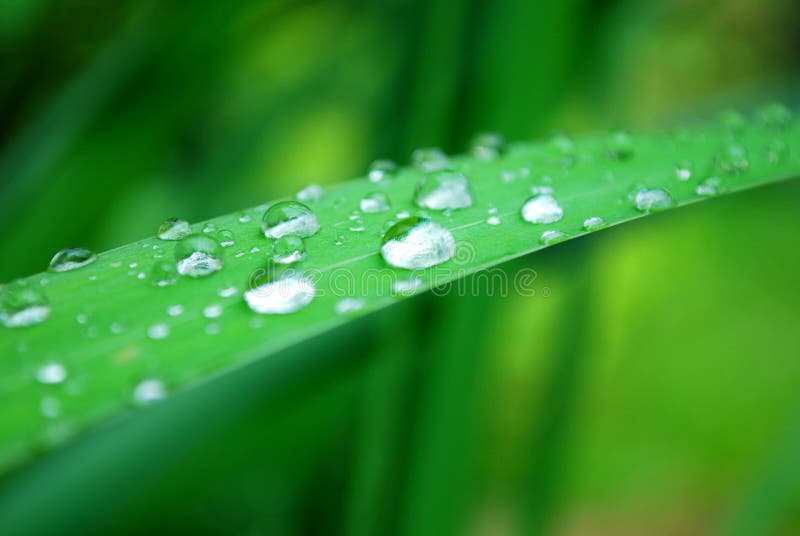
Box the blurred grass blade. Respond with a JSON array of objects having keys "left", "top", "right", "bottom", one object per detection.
[{"left": 1, "top": 108, "right": 798, "bottom": 474}]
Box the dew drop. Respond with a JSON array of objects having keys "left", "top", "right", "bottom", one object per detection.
[
  {"left": 167, "top": 304, "right": 184, "bottom": 317},
  {"left": 238, "top": 213, "right": 252, "bottom": 224},
  {"left": 218, "top": 286, "right": 238, "bottom": 298},
  {"left": 606, "top": 130, "right": 634, "bottom": 160},
  {"left": 412, "top": 147, "right": 449, "bottom": 172},
  {"left": 203, "top": 304, "right": 223, "bottom": 319},
  {"left": 157, "top": 218, "right": 192, "bottom": 241},
  {"left": 216, "top": 230, "right": 235, "bottom": 248},
  {"left": 147, "top": 323, "right": 170, "bottom": 340},
  {"left": 717, "top": 144, "right": 749, "bottom": 174},
  {"left": 244, "top": 272, "right": 316, "bottom": 315},
  {"left": 36, "top": 362, "right": 67, "bottom": 385},
  {"left": 487, "top": 216, "right": 501, "bottom": 226},
  {"left": 380, "top": 217, "right": 456, "bottom": 270},
  {"left": 349, "top": 217, "right": 366, "bottom": 232},
  {"left": 530, "top": 185, "right": 554, "bottom": 195},
  {"left": 48, "top": 248, "right": 97, "bottom": 272},
  {"left": 202, "top": 224, "right": 216, "bottom": 234},
  {"left": 0, "top": 280, "right": 51, "bottom": 328},
  {"left": 133, "top": 379, "right": 167, "bottom": 405},
  {"left": 40, "top": 396, "right": 61, "bottom": 419},
  {"left": 675, "top": 161, "right": 693, "bottom": 181},
  {"left": 393, "top": 278, "right": 423, "bottom": 295},
  {"left": 633, "top": 188, "right": 675, "bottom": 213},
  {"left": 335, "top": 298, "right": 365, "bottom": 315},
  {"left": 175, "top": 234, "right": 224, "bottom": 277},
  {"left": 414, "top": 170, "right": 474, "bottom": 210},
  {"left": 335, "top": 234, "right": 346, "bottom": 246},
  {"left": 262, "top": 201, "right": 320, "bottom": 239},
  {"left": 151, "top": 260, "right": 178, "bottom": 287},
  {"left": 273, "top": 234, "right": 307, "bottom": 264},
  {"left": 369, "top": 159, "right": 397, "bottom": 183},
  {"left": 470, "top": 132, "right": 506, "bottom": 161},
  {"left": 296, "top": 184, "right": 324, "bottom": 203},
  {"left": 582, "top": 216, "right": 607, "bottom": 231},
  {"left": 521, "top": 194, "right": 563, "bottom": 224},
  {"left": 540, "top": 229, "right": 570, "bottom": 245},
  {"left": 766, "top": 139, "right": 789, "bottom": 164},
  {"left": 361, "top": 192, "right": 392, "bottom": 213},
  {"left": 695, "top": 176, "right": 722, "bottom": 197}
]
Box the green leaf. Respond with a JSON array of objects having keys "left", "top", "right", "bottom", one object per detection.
[{"left": 1, "top": 109, "right": 798, "bottom": 474}]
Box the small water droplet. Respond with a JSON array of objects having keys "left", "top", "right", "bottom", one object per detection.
[
  {"left": 218, "top": 286, "right": 238, "bottom": 298},
  {"left": 133, "top": 379, "right": 167, "bottom": 405},
  {"left": 36, "top": 362, "right": 67, "bottom": 385},
  {"left": 40, "top": 396, "right": 61, "bottom": 419},
  {"left": 205, "top": 323, "right": 220, "bottom": 336},
  {"left": 582, "top": 216, "right": 607, "bottom": 231},
  {"left": 296, "top": 184, "right": 324, "bottom": 203},
  {"left": 335, "top": 234, "right": 346, "bottom": 246},
  {"left": 151, "top": 260, "right": 178, "bottom": 287},
  {"left": 521, "top": 194, "right": 563, "bottom": 224},
  {"left": 675, "top": 161, "right": 693, "bottom": 181},
  {"left": 110, "top": 322, "right": 126, "bottom": 334},
  {"left": 175, "top": 234, "right": 224, "bottom": 277},
  {"left": 695, "top": 176, "right": 722, "bottom": 197},
  {"left": 530, "top": 185, "right": 554, "bottom": 195},
  {"left": 633, "top": 188, "right": 675, "bottom": 213},
  {"left": 244, "top": 272, "right": 316, "bottom": 314},
  {"left": 0, "top": 280, "right": 51, "bottom": 328},
  {"left": 48, "top": 248, "right": 97, "bottom": 272},
  {"left": 540, "top": 229, "right": 570, "bottom": 245},
  {"left": 273, "top": 235, "right": 307, "bottom": 264},
  {"left": 262, "top": 201, "right": 320, "bottom": 239},
  {"left": 349, "top": 217, "right": 366, "bottom": 232},
  {"left": 238, "top": 213, "right": 252, "bottom": 224},
  {"left": 360, "top": 192, "right": 392, "bottom": 213},
  {"left": 396, "top": 210, "right": 410, "bottom": 219},
  {"left": 393, "top": 278, "right": 423, "bottom": 295},
  {"left": 486, "top": 216, "right": 501, "bottom": 226},
  {"left": 203, "top": 304, "right": 223, "bottom": 319},
  {"left": 157, "top": 218, "right": 192, "bottom": 241},
  {"left": 369, "top": 159, "right": 397, "bottom": 183},
  {"left": 606, "top": 131, "right": 634, "bottom": 160},
  {"left": 167, "top": 304, "right": 184, "bottom": 316},
  {"left": 335, "top": 298, "right": 365, "bottom": 315},
  {"left": 202, "top": 224, "right": 216, "bottom": 234},
  {"left": 147, "top": 323, "right": 170, "bottom": 340},
  {"left": 412, "top": 147, "right": 450, "bottom": 172},
  {"left": 757, "top": 101, "right": 792, "bottom": 129},
  {"left": 470, "top": 132, "right": 506, "bottom": 161},
  {"left": 414, "top": 170, "right": 474, "bottom": 210},
  {"left": 717, "top": 144, "right": 749, "bottom": 174},
  {"left": 216, "top": 229, "right": 235, "bottom": 248},
  {"left": 766, "top": 139, "right": 789, "bottom": 164},
  {"left": 548, "top": 133, "right": 576, "bottom": 158},
  {"left": 380, "top": 218, "right": 456, "bottom": 269}
]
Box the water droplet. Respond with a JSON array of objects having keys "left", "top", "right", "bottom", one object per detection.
[
  {"left": 238, "top": 213, "right": 252, "bottom": 224},
  {"left": 414, "top": 170, "right": 474, "bottom": 210},
  {"left": 335, "top": 234, "right": 346, "bottom": 246},
  {"left": 36, "top": 363, "right": 67, "bottom": 385},
  {"left": 717, "top": 144, "right": 749, "bottom": 174},
  {"left": 412, "top": 147, "right": 449, "bottom": 172},
  {"left": 151, "top": 260, "right": 178, "bottom": 287},
  {"left": 175, "top": 234, "right": 224, "bottom": 277},
  {"left": 244, "top": 272, "right": 316, "bottom": 314},
  {"left": 582, "top": 216, "right": 607, "bottom": 231},
  {"left": 296, "top": 184, "right": 324, "bottom": 203},
  {"left": 695, "top": 176, "right": 722, "bottom": 197},
  {"left": 396, "top": 210, "right": 410, "bottom": 219},
  {"left": 202, "top": 224, "right": 216, "bottom": 234},
  {"left": 203, "top": 304, "right": 223, "bottom": 319},
  {"left": 0, "top": 280, "right": 51, "bottom": 328},
  {"left": 167, "top": 304, "right": 184, "bottom": 316},
  {"left": 273, "top": 235, "right": 307, "bottom": 264},
  {"left": 205, "top": 323, "right": 220, "bottom": 336},
  {"left": 349, "top": 217, "right": 366, "bottom": 232},
  {"left": 393, "top": 278, "right": 423, "bottom": 295},
  {"left": 486, "top": 216, "right": 501, "bottom": 226},
  {"left": 40, "top": 396, "right": 61, "bottom": 419},
  {"left": 607, "top": 131, "right": 634, "bottom": 160},
  {"left": 675, "top": 161, "right": 693, "bottom": 181},
  {"left": 133, "top": 379, "right": 167, "bottom": 405},
  {"left": 530, "top": 185, "right": 554, "bottom": 195},
  {"left": 360, "top": 192, "right": 391, "bottom": 213},
  {"left": 157, "top": 218, "right": 192, "bottom": 240},
  {"left": 369, "top": 159, "right": 397, "bottom": 183},
  {"left": 218, "top": 286, "right": 238, "bottom": 298},
  {"left": 521, "top": 194, "right": 563, "bottom": 224},
  {"left": 216, "top": 230, "right": 235, "bottom": 248},
  {"left": 633, "top": 188, "right": 675, "bottom": 213},
  {"left": 470, "top": 132, "right": 506, "bottom": 161},
  {"left": 766, "top": 139, "right": 789, "bottom": 164},
  {"left": 380, "top": 217, "right": 456, "bottom": 269},
  {"left": 262, "top": 201, "right": 320, "bottom": 239},
  {"left": 48, "top": 248, "right": 97, "bottom": 272},
  {"left": 757, "top": 101, "right": 792, "bottom": 129},
  {"left": 335, "top": 298, "right": 365, "bottom": 315},
  {"left": 540, "top": 229, "right": 570, "bottom": 245},
  {"left": 147, "top": 323, "right": 170, "bottom": 340}
]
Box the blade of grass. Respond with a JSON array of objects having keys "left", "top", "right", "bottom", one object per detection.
[{"left": 0, "top": 109, "right": 798, "bottom": 474}]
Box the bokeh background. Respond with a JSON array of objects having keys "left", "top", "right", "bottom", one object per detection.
[{"left": 1, "top": 0, "right": 800, "bottom": 534}]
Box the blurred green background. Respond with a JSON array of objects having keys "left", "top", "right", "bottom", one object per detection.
[{"left": 1, "top": 0, "right": 800, "bottom": 534}]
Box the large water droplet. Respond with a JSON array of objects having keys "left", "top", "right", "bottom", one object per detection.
[
  {"left": 296, "top": 184, "right": 324, "bottom": 203},
  {"left": 133, "top": 379, "right": 167, "bottom": 405},
  {"left": 633, "top": 188, "right": 675, "bottom": 213},
  {"left": 244, "top": 272, "right": 316, "bottom": 315},
  {"left": 521, "top": 194, "right": 563, "bottom": 224},
  {"left": 582, "top": 216, "right": 607, "bottom": 231},
  {"left": 49, "top": 248, "right": 97, "bottom": 272},
  {"left": 360, "top": 192, "right": 391, "bottom": 213},
  {"left": 606, "top": 131, "right": 634, "bottom": 160},
  {"left": 414, "top": 170, "right": 474, "bottom": 210},
  {"left": 0, "top": 280, "right": 51, "bottom": 328},
  {"left": 36, "top": 362, "right": 67, "bottom": 385},
  {"left": 273, "top": 235, "right": 307, "bottom": 264},
  {"left": 380, "top": 217, "right": 456, "bottom": 270},
  {"left": 540, "top": 230, "right": 570, "bottom": 245},
  {"left": 262, "top": 201, "right": 320, "bottom": 239},
  {"left": 470, "top": 132, "right": 506, "bottom": 161},
  {"left": 175, "top": 234, "right": 224, "bottom": 277},
  {"left": 369, "top": 159, "right": 397, "bottom": 183},
  {"left": 412, "top": 147, "right": 449, "bottom": 172},
  {"left": 157, "top": 218, "right": 192, "bottom": 241}
]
